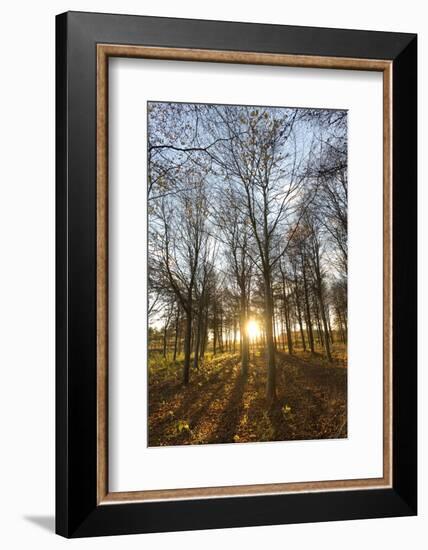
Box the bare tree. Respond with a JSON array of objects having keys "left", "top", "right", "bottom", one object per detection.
[
  {"left": 151, "top": 173, "right": 210, "bottom": 384},
  {"left": 215, "top": 187, "right": 253, "bottom": 376}
]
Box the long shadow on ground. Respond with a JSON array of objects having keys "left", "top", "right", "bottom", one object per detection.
[{"left": 148, "top": 350, "right": 347, "bottom": 446}]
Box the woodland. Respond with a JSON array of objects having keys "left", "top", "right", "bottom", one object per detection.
[{"left": 147, "top": 102, "right": 348, "bottom": 446}]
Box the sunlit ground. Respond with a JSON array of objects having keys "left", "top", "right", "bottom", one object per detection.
[{"left": 148, "top": 341, "right": 347, "bottom": 446}]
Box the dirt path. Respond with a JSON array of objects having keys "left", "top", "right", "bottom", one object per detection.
[{"left": 148, "top": 349, "right": 347, "bottom": 446}]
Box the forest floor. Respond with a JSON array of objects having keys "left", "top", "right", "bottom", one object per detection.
[{"left": 148, "top": 345, "right": 347, "bottom": 446}]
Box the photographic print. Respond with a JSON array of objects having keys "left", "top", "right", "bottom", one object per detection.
[
  {"left": 148, "top": 101, "right": 348, "bottom": 447},
  {"left": 57, "top": 14, "right": 417, "bottom": 536}
]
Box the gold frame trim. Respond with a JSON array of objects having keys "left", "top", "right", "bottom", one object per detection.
[{"left": 96, "top": 44, "right": 393, "bottom": 505}]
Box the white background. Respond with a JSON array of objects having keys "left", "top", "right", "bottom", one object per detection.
[
  {"left": 0, "top": 1, "right": 425, "bottom": 548},
  {"left": 110, "top": 59, "right": 383, "bottom": 492}
]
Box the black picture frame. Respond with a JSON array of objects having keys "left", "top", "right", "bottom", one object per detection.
[{"left": 56, "top": 11, "right": 417, "bottom": 538}]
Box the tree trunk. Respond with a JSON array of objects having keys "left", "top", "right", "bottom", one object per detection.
[
  {"left": 173, "top": 309, "right": 180, "bottom": 361},
  {"left": 317, "top": 290, "right": 332, "bottom": 361},
  {"left": 326, "top": 306, "right": 334, "bottom": 345},
  {"left": 213, "top": 305, "right": 217, "bottom": 355},
  {"left": 294, "top": 276, "right": 307, "bottom": 351},
  {"left": 240, "top": 294, "right": 249, "bottom": 377},
  {"left": 219, "top": 311, "right": 224, "bottom": 353},
  {"left": 272, "top": 302, "right": 278, "bottom": 351},
  {"left": 314, "top": 303, "right": 323, "bottom": 347},
  {"left": 302, "top": 259, "right": 315, "bottom": 354},
  {"left": 183, "top": 309, "right": 192, "bottom": 385},
  {"left": 312, "top": 245, "right": 332, "bottom": 362},
  {"left": 342, "top": 311, "right": 348, "bottom": 343},
  {"left": 264, "top": 274, "right": 277, "bottom": 403},
  {"left": 337, "top": 309, "right": 346, "bottom": 344},
  {"left": 281, "top": 308, "right": 286, "bottom": 351},
  {"left": 162, "top": 322, "right": 168, "bottom": 358},
  {"left": 199, "top": 308, "right": 208, "bottom": 359},
  {"left": 281, "top": 273, "right": 293, "bottom": 355},
  {"left": 193, "top": 310, "right": 202, "bottom": 371}
]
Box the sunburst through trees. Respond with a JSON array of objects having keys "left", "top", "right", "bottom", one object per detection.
[{"left": 148, "top": 102, "right": 348, "bottom": 446}]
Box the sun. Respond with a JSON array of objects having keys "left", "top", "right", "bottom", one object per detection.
[{"left": 246, "top": 319, "right": 260, "bottom": 340}]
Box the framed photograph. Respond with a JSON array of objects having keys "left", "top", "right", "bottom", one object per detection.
[{"left": 56, "top": 11, "right": 417, "bottom": 537}]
